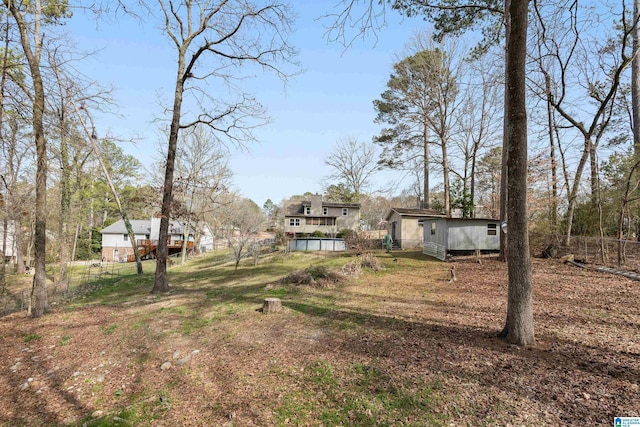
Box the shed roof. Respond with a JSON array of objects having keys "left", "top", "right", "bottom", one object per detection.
[
  {"left": 417, "top": 217, "right": 500, "bottom": 223},
  {"left": 385, "top": 208, "right": 445, "bottom": 221}
]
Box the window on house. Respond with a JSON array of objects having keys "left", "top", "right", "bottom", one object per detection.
[
  {"left": 289, "top": 218, "right": 301, "bottom": 227},
  {"left": 430, "top": 223, "right": 436, "bottom": 235},
  {"left": 305, "top": 206, "right": 311, "bottom": 215},
  {"left": 323, "top": 207, "right": 328, "bottom": 216},
  {"left": 342, "top": 208, "right": 348, "bottom": 216},
  {"left": 305, "top": 217, "right": 336, "bottom": 226},
  {"left": 123, "top": 234, "right": 128, "bottom": 241},
  {"left": 487, "top": 223, "right": 497, "bottom": 236}
]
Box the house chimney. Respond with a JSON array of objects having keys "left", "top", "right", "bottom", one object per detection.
[{"left": 310, "top": 194, "right": 322, "bottom": 215}]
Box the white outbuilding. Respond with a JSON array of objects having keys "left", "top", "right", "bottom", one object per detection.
[{"left": 419, "top": 216, "right": 501, "bottom": 261}]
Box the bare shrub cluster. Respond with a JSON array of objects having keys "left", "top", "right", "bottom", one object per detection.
[
  {"left": 342, "top": 230, "right": 378, "bottom": 254},
  {"left": 342, "top": 252, "right": 383, "bottom": 277},
  {"left": 278, "top": 254, "right": 383, "bottom": 288},
  {"left": 359, "top": 252, "right": 383, "bottom": 271},
  {"left": 278, "top": 266, "right": 345, "bottom": 288}
]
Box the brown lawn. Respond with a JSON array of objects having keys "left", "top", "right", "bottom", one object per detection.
[{"left": 0, "top": 250, "right": 638, "bottom": 426}]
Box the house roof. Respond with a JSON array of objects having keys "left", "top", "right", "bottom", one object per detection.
[
  {"left": 100, "top": 220, "right": 151, "bottom": 235},
  {"left": 284, "top": 201, "right": 360, "bottom": 216},
  {"left": 100, "top": 218, "right": 205, "bottom": 236},
  {"left": 384, "top": 208, "right": 445, "bottom": 221},
  {"left": 430, "top": 217, "right": 500, "bottom": 222}
]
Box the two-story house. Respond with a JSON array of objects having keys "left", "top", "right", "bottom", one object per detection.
[
  {"left": 100, "top": 217, "right": 194, "bottom": 262},
  {"left": 283, "top": 194, "right": 360, "bottom": 236}
]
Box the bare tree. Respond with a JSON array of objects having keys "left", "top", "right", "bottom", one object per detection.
[
  {"left": 174, "top": 126, "right": 232, "bottom": 264},
  {"left": 454, "top": 57, "right": 502, "bottom": 218},
  {"left": 152, "top": 0, "right": 297, "bottom": 294},
  {"left": 531, "top": 0, "right": 637, "bottom": 244},
  {"left": 497, "top": 0, "right": 534, "bottom": 346},
  {"left": 2, "top": 0, "right": 71, "bottom": 317},
  {"left": 326, "top": 0, "right": 536, "bottom": 346},
  {"left": 324, "top": 136, "right": 379, "bottom": 200},
  {"left": 218, "top": 195, "right": 265, "bottom": 270},
  {"left": 633, "top": 0, "right": 640, "bottom": 161}
]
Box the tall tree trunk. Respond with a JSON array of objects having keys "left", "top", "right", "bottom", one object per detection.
[
  {"left": 58, "top": 109, "right": 71, "bottom": 291},
  {"left": 441, "top": 139, "right": 451, "bottom": 216},
  {"left": 499, "top": 0, "right": 511, "bottom": 262},
  {"left": 498, "top": 0, "right": 534, "bottom": 346},
  {"left": 73, "top": 102, "right": 144, "bottom": 275},
  {"left": 154, "top": 55, "right": 187, "bottom": 293},
  {"left": 545, "top": 75, "right": 558, "bottom": 231},
  {"left": 633, "top": 0, "right": 640, "bottom": 161},
  {"left": 181, "top": 187, "right": 196, "bottom": 265},
  {"left": 589, "top": 139, "right": 598, "bottom": 205},
  {"left": 14, "top": 214, "right": 24, "bottom": 274},
  {"left": 0, "top": 219, "right": 6, "bottom": 293},
  {"left": 6, "top": 0, "right": 48, "bottom": 317},
  {"left": 423, "top": 124, "right": 430, "bottom": 209},
  {"left": 564, "top": 139, "right": 591, "bottom": 244}
]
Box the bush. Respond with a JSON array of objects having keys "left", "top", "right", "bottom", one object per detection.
[
  {"left": 279, "top": 265, "right": 345, "bottom": 288},
  {"left": 343, "top": 230, "right": 376, "bottom": 254},
  {"left": 359, "top": 252, "right": 383, "bottom": 271},
  {"left": 336, "top": 229, "right": 353, "bottom": 238},
  {"left": 310, "top": 230, "right": 326, "bottom": 237},
  {"left": 341, "top": 261, "right": 362, "bottom": 277}
]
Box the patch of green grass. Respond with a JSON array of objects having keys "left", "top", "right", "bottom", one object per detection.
[
  {"left": 60, "top": 335, "right": 70, "bottom": 346},
  {"left": 23, "top": 333, "right": 41, "bottom": 343},
  {"left": 266, "top": 287, "right": 289, "bottom": 298},
  {"left": 274, "top": 360, "right": 447, "bottom": 427},
  {"left": 311, "top": 360, "right": 337, "bottom": 387},
  {"left": 160, "top": 306, "right": 187, "bottom": 315},
  {"left": 100, "top": 324, "right": 118, "bottom": 335},
  {"left": 181, "top": 316, "right": 214, "bottom": 335}
]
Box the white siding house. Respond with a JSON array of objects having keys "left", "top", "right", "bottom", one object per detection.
[
  {"left": 100, "top": 218, "right": 194, "bottom": 262},
  {"left": 0, "top": 220, "right": 16, "bottom": 259},
  {"left": 421, "top": 217, "right": 500, "bottom": 261}
]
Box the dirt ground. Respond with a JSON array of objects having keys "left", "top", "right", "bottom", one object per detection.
[{"left": 0, "top": 251, "right": 638, "bottom": 426}]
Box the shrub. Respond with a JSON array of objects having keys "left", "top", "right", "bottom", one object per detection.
[
  {"left": 359, "top": 252, "right": 383, "bottom": 271},
  {"left": 336, "top": 229, "right": 353, "bottom": 238},
  {"left": 343, "top": 230, "right": 376, "bottom": 254},
  {"left": 279, "top": 265, "right": 345, "bottom": 288}
]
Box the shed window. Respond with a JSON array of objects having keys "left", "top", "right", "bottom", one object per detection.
[
  {"left": 430, "top": 223, "right": 436, "bottom": 235},
  {"left": 487, "top": 223, "right": 497, "bottom": 236}
]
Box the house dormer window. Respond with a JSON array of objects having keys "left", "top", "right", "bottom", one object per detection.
[
  {"left": 342, "top": 208, "right": 348, "bottom": 216},
  {"left": 305, "top": 206, "right": 311, "bottom": 215},
  {"left": 123, "top": 234, "right": 128, "bottom": 241},
  {"left": 323, "top": 207, "right": 328, "bottom": 216}
]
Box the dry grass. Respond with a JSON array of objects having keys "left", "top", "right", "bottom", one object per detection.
[{"left": 0, "top": 249, "right": 638, "bottom": 426}]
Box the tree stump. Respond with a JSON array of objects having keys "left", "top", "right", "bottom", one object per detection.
[
  {"left": 448, "top": 265, "right": 456, "bottom": 283},
  {"left": 262, "top": 298, "right": 282, "bottom": 314}
]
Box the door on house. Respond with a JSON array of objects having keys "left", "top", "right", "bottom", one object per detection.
[{"left": 391, "top": 222, "right": 397, "bottom": 241}]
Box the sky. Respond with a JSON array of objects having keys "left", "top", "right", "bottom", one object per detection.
[{"left": 65, "top": 1, "right": 429, "bottom": 208}]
